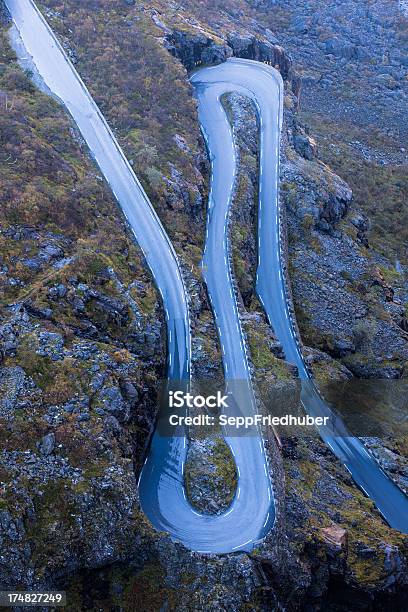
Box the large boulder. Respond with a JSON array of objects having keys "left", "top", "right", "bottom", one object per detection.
[{"left": 325, "top": 37, "right": 358, "bottom": 60}]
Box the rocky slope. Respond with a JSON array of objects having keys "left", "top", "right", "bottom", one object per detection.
[
  {"left": 0, "top": 3, "right": 166, "bottom": 591},
  {"left": 251, "top": 0, "right": 408, "bottom": 261},
  {"left": 1, "top": 0, "right": 408, "bottom": 610}
]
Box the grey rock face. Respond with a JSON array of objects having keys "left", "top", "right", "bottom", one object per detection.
[
  {"left": 0, "top": 366, "right": 35, "bottom": 417},
  {"left": 332, "top": 339, "right": 355, "bottom": 357},
  {"left": 325, "top": 37, "right": 357, "bottom": 60},
  {"left": 282, "top": 153, "right": 353, "bottom": 230},
  {"left": 37, "top": 332, "right": 65, "bottom": 361},
  {"left": 165, "top": 30, "right": 232, "bottom": 71},
  {"left": 38, "top": 433, "right": 55, "bottom": 456},
  {"left": 97, "top": 386, "right": 129, "bottom": 422},
  {"left": 293, "top": 132, "right": 317, "bottom": 160},
  {"left": 119, "top": 379, "right": 139, "bottom": 402},
  {"left": 47, "top": 283, "right": 67, "bottom": 300}
]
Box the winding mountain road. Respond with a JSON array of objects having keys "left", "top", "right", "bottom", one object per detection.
[
  {"left": 139, "top": 67, "right": 285, "bottom": 554},
  {"left": 6, "top": 0, "right": 276, "bottom": 554},
  {"left": 6, "top": 0, "right": 408, "bottom": 557},
  {"left": 194, "top": 59, "right": 408, "bottom": 533}
]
